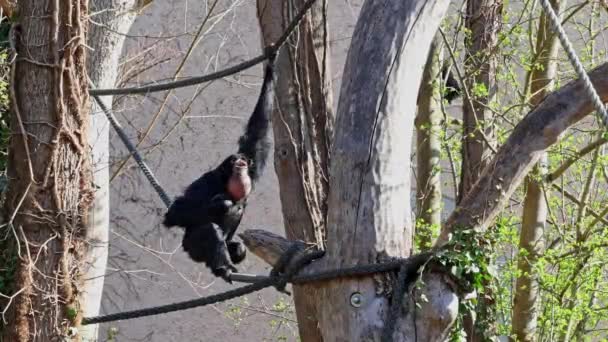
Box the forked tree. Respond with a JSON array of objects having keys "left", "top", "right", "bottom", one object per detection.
[{"left": 246, "top": 0, "right": 608, "bottom": 341}]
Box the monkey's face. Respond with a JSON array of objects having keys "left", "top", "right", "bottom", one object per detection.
[
  {"left": 220, "top": 154, "right": 250, "bottom": 174},
  {"left": 232, "top": 157, "right": 249, "bottom": 175}
]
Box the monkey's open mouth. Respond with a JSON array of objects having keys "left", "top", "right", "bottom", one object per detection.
[{"left": 234, "top": 159, "right": 248, "bottom": 169}]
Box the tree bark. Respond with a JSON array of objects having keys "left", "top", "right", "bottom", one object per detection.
[
  {"left": 2, "top": 0, "right": 92, "bottom": 341},
  {"left": 459, "top": 0, "right": 502, "bottom": 202},
  {"left": 512, "top": 1, "right": 562, "bottom": 340},
  {"left": 459, "top": 1, "right": 503, "bottom": 338},
  {"left": 80, "top": 1, "right": 139, "bottom": 340},
  {"left": 317, "top": 1, "right": 451, "bottom": 340},
  {"left": 256, "top": 1, "right": 333, "bottom": 340},
  {"left": 415, "top": 36, "right": 443, "bottom": 249}
]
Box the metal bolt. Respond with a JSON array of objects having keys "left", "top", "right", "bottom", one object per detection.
[{"left": 350, "top": 292, "right": 363, "bottom": 308}]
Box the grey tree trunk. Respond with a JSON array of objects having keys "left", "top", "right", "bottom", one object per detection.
[
  {"left": 317, "top": 1, "right": 451, "bottom": 340},
  {"left": 256, "top": 1, "right": 333, "bottom": 340},
  {"left": 80, "top": 1, "right": 140, "bottom": 340},
  {"left": 2, "top": 0, "right": 92, "bottom": 340},
  {"left": 511, "top": 1, "right": 562, "bottom": 340},
  {"left": 257, "top": 1, "right": 453, "bottom": 340},
  {"left": 415, "top": 37, "right": 443, "bottom": 249}
]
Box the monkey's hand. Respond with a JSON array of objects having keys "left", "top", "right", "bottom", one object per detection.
[{"left": 207, "top": 194, "right": 234, "bottom": 216}]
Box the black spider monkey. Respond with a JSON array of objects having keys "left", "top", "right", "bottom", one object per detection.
[
  {"left": 417, "top": 65, "right": 461, "bottom": 105},
  {"left": 163, "top": 51, "right": 276, "bottom": 282}
]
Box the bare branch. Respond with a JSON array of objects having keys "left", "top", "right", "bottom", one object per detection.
[{"left": 89, "top": 0, "right": 319, "bottom": 96}]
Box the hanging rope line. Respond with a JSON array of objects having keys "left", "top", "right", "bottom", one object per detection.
[
  {"left": 90, "top": 89, "right": 173, "bottom": 207},
  {"left": 82, "top": 250, "right": 433, "bottom": 329},
  {"left": 539, "top": 0, "right": 608, "bottom": 126},
  {"left": 89, "top": 0, "right": 318, "bottom": 97}
]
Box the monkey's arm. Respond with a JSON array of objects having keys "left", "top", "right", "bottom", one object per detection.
[
  {"left": 237, "top": 57, "right": 275, "bottom": 181},
  {"left": 163, "top": 172, "right": 226, "bottom": 228}
]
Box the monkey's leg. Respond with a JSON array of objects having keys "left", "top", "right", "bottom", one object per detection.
[{"left": 182, "top": 223, "right": 236, "bottom": 282}]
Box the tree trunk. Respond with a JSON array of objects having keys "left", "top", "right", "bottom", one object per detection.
[
  {"left": 244, "top": 61, "right": 608, "bottom": 341},
  {"left": 250, "top": 0, "right": 608, "bottom": 340},
  {"left": 258, "top": 1, "right": 452, "bottom": 340},
  {"left": 459, "top": 0, "right": 502, "bottom": 201},
  {"left": 459, "top": 0, "right": 503, "bottom": 339},
  {"left": 512, "top": 1, "right": 562, "bottom": 340},
  {"left": 317, "top": 1, "right": 451, "bottom": 340},
  {"left": 80, "top": 1, "right": 139, "bottom": 340},
  {"left": 415, "top": 36, "right": 443, "bottom": 250},
  {"left": 256, "top": 1, "right": 333, "bottom": 340},
  {"left": 2, "top": 0, "right": 92, "bottom": 341}
]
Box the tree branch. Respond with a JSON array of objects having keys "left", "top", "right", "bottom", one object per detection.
[
  {"left": 546, "top": 136, "right": 608, "bottom": 182},
  {"left": 239, "top": 229, "right": 305, "bottom": 266},
  {"left": 439, "top": 62, "right": 608, "bottom": 243},
  {"left": 89, "top": 0, "right": 319, "bottom": 96},
  {"left": 550, "top": 183, "right": 608, "bottom": 226}
]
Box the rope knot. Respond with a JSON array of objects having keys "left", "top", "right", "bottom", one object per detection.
[
  {"left": 269, "top": 243, "right": 325, "bottom": 295},
  {"left": 269, "top": 243, "right": 305, "bottom": 295}
]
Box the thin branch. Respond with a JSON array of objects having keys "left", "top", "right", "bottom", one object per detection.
[
  {"left": 551, "top": 183, "right": 608, "bottom": 226},
  {"left": 109, "top": 0, "right": 220, "bottom": 182},
  {"left": 574, "top": 145, "right": 601, "bottom": 239},
  {"left": 546, "top": 137, "right": 608, "bottom": 182},
  {"left": 89, "top": 0, "right": 319, "bottom": 96}
]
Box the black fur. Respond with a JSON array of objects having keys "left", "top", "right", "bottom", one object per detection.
[
  {"left": 441, "top": 66, "right": 461, "bottom": 104},
  {"left": 164, "top": 56, "right": 275, "bottom": 281}
]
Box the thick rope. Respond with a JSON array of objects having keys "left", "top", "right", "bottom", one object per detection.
[
  {"left": 90, "top": 90, "right": 173, "bottom": 208},
  {"left": 82, "top": 251, "right": 433, "bottom": 326},
  {"left": 90, "top": 0, "right": 319, "bottom": 97},
  {"left": 539, "top": 0, "right": 608, "bottom": 126},
  {"left": 81, "top": 277, "right": 278, "bottom": 325},
  {"left": 82, "top": 249, "right": 324, "bottom": 325}
]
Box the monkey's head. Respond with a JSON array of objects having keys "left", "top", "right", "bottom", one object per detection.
[{"left": 221, "top": 154, "right": 252, "bottom": 201}]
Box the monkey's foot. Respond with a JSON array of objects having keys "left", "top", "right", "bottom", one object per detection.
[
  {"left": 211, "top": 263, "right": 238, "bottom": 283},
  {"left": 227, "top": 241, "right": 246, "bottom": 264},
  {"left": 209, "top": 243, "right": 238, "bottom": 283}
]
